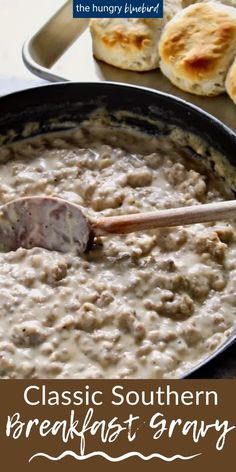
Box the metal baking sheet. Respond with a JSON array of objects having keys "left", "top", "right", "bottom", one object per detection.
[{"left": 22, "top": 0, "right": 236, "bottom": 132}]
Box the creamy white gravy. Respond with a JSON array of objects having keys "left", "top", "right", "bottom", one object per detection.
[{"left": 0, "top": 124, "right": 235, "bottom": 379}]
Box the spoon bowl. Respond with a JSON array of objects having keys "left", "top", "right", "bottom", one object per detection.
[{"left": 0, "top": 196, "right": 90, "bottom": 253}]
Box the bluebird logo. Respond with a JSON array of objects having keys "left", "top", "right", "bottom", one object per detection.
[{"left": 73, "top": 1, "right": 163, "bottom": 18}]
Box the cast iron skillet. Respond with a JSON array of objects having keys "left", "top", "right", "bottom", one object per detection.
[{"left": 0, "top": 81, "right": 235, "bottom": 378}]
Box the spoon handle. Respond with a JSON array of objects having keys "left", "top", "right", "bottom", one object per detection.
[{"left": 91, "top": 200, "right": 236, "bottom": 235}]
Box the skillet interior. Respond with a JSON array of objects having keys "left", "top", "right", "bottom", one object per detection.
[{"left": 0, "top": 81, "right": 235, "bottom": 378}]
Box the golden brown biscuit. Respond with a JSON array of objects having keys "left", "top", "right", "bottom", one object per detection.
[
  {"left": 182, "top": 0, "right": 236, "bottom": 7},
  {"left": 90, "top": 0, "right": 182, "bottom": 71},
  {"left": 226, "top": 56, "right": 236, "bottom": 103},
  {"left": 159, "top": 2, "right": 236, "bottom": 96}
]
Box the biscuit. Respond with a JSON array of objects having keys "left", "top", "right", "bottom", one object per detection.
[
  {"left": 182, "top": 0, "right": 236, "bottom": 7},
  {"left": 90, "top": 0, "right": 182, "bottom": 71},
  {"left": 159, "top": 2, "right": 236, "bottom": 96},
  {"left": 225, "top": 56, "right": 236, "bottom": 103}
]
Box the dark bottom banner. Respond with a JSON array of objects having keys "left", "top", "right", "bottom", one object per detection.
[{"left": 0, "top": 380, "right": 235, "bottom": 471}]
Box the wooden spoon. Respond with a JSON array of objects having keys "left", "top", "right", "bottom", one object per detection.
[{"left": 0, "top": 196, "right": 235, "bottom": 253}]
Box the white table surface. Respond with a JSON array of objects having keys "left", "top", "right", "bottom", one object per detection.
[{"left": 0, "top": 0, "right": 64, "bottom": 94}]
